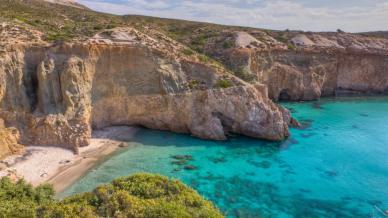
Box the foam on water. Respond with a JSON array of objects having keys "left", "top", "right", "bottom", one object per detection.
[{"left": 60, "top": 97, "right": 388, "bottom": 217}]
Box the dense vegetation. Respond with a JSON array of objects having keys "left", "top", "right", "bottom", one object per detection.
[
  {"left": 0, "top": 177, "right": 54, "bottom": 217},
  {"left": 0, "top": 173, "right": 223, "bottom": 218}
]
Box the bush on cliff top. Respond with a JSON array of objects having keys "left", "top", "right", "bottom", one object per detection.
[
  {"left": 216, "top": 79, "right": 233, "bottom": 89},
  {"left": 0, "top": 174, "right": 223, "bottom": 218}
]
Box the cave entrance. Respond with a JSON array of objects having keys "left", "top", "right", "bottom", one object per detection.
[{"left": 278, "top": 89, "right": 292, "bottom": 101}]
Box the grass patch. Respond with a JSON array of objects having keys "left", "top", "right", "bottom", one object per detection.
[
  {"left": 223, "top": 40, "right": 235, "bottom": 49},
  {"left": 188, "top": 80, "right": 199, "bottom": 89},
  {"left": 182, "top": 48, "right": 194, "bottom": 56},
  {"left": 234, "top": 67, "right": 255, "bottom": 82},
  {"left": 275, "top": 32, "right": 288, "bottom": 43},
  {"left": 288, "top": 43, "right": 297, "bottom": 50},
  {"left": 216, "top": 79, "right": 233, "bottom": 88},
  {"left": 198, "top": 54, "right": 211, "bottom": 63}
]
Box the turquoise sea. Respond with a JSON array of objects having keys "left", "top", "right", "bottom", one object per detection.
[{"left": 60, "top": 97, "right": 388, "bottom": 217}]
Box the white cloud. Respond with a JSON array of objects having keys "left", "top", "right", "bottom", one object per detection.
[{"left": 78, "top": 0, "right": 388, "bottom": 32}]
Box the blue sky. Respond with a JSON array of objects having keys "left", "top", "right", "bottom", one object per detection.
[{"left": 78, "top": 0, "right": 388, "bottom": 32}]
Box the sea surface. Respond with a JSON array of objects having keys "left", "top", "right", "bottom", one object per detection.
[{"left": 60, "top": 97, "right": 388, "bottom": 218}]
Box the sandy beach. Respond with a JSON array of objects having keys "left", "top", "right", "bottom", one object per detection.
[{"left": 0, "top": 126, "right": 139, "bottom": 193}]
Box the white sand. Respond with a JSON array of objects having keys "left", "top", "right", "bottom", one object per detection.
[
  {"left": 0, "top": 146, "right": 75, "bottom": 185},
  {"left": 0, "top": 126, "right": 139, "bottom": 192}
]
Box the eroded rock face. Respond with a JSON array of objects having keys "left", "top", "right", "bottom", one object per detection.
[
  {"left": 253, "top": 51, "right": 388, "bottom": 101},
  {"left": 253, "top": 51, "right": 334, "bottom": 101},
  {"left": 213, "top": 32, "right": 388, "bottom": 101},
  {"left": 0, "top": 119, "right": 23, "bottom": 159},
  {"left": 0, "top": 28, "right": 290, "bottom": 153}
]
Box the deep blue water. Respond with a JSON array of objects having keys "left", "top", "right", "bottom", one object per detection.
[{"left": 60, "top": 97, "right": 388, "bottom": 217}]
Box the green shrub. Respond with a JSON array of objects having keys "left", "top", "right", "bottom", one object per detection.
[
  {"left": 188, "top": 80, "right": 199, "bottom": 89},
  {"left": 198, "top": 54, "right": 210, "bottom": 63},
  {"left": 191, "top": 35, "right": 208, "bottom": 46},
  {"left": 275, "top": 33, "right": 288, "bottom": 43},
  {"left": 287, "top": 43, "right": 296, "bottom": 51},
  {"left": 45, "top": 32, "right": 73, "bottom": 42},
  {"left": 0, "top": 174, "right": 223, "bottom": 218},
  {"left": 222, "top": 40, "right": 234, "bottom": 49},
  {"left": 234, "top": 67, "right": 255, "bottom": 82},
  {"left": 182, "top": 48, "right": 194, "bottom": 56},
  {"left": 216, "top": 79, "right": 233, "bottom": 88},
  {"left": 106, "top": 23, "right": 118, "bottom": 29},
  {"left": 93, "top": 24, "right": 104, "bottom": 31}
]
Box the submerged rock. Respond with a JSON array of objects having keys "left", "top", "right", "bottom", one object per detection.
[
  {"left": 171, "top": 160, "right": 188, "bottom": 166},
  {"left": 247, "top": 160, "right": 272, "bottom": 169},
  {"left": 324, "top": 171, "right": 339, "bottom": 178},
  {"left": 312, "top": 102, "right": 324, "bottom": 110},
  {"left": 184, "top": 165, "right": 198, "bottom": 171},
  {"left": 207, "top": 156, "right": 228, "bottom": 164},
  {"left": 172, "top": 155, "right": 193, "bottom": 160},
  {"left": 298, "top": 119, "right": 314, "bottom": 130},
  {"left": 290, "top": 118, "right": 302, "bottom": 128}
]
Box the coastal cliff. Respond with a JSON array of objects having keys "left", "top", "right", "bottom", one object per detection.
[
  {"left": 1, "top": 0, "right": 387, "bottom": 155},
  {"left": 0, "top": 26, "right": 290, "bottom": 152},
  {"left": 205, "top": 32, "right": 388, "bottom": 101}
]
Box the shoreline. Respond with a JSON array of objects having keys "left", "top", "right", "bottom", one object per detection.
[{"left": 0, "top": 126, "right": 139, "bottom": 193}]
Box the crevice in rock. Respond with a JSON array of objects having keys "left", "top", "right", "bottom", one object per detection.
[{"left": 23, "top": 57, "right": 39, "bottom": 112}]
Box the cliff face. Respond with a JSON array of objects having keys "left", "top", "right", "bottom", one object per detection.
[
  {"left": 0, "top": 118, "right": 23, "bottom": 160},
  {"left": 212, "top": 32, "right": 388, "bottom": 101},
  {"left": 2, "top": 0, "right": 387, "bottom": 157},
  {"left": 0, "top": 27, "right": 290, "bottom": 152},
  {"left": 253, "top": 51, "right": 388, "bottom": 101}
]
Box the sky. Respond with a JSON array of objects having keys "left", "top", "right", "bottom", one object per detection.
[{"left": 77, "top": 0, "right": 388, "bottom": 32}]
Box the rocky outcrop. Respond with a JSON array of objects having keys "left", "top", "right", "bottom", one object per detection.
[
  {"left": 206, "top": 31, "right": 388, "bottom": 101},
  {"left": 253, "top": 50, "right": 388, "bottom": 101},
  {"left": 0, "top": 28, "right": 290, "bottom": 154},
  {"left": 0, "top": 118, "right": 23, "bottom": 159}
]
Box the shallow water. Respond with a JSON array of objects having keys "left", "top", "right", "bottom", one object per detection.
[{"left": 60, "top": 97, "right": 388, "bottom": 217}]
